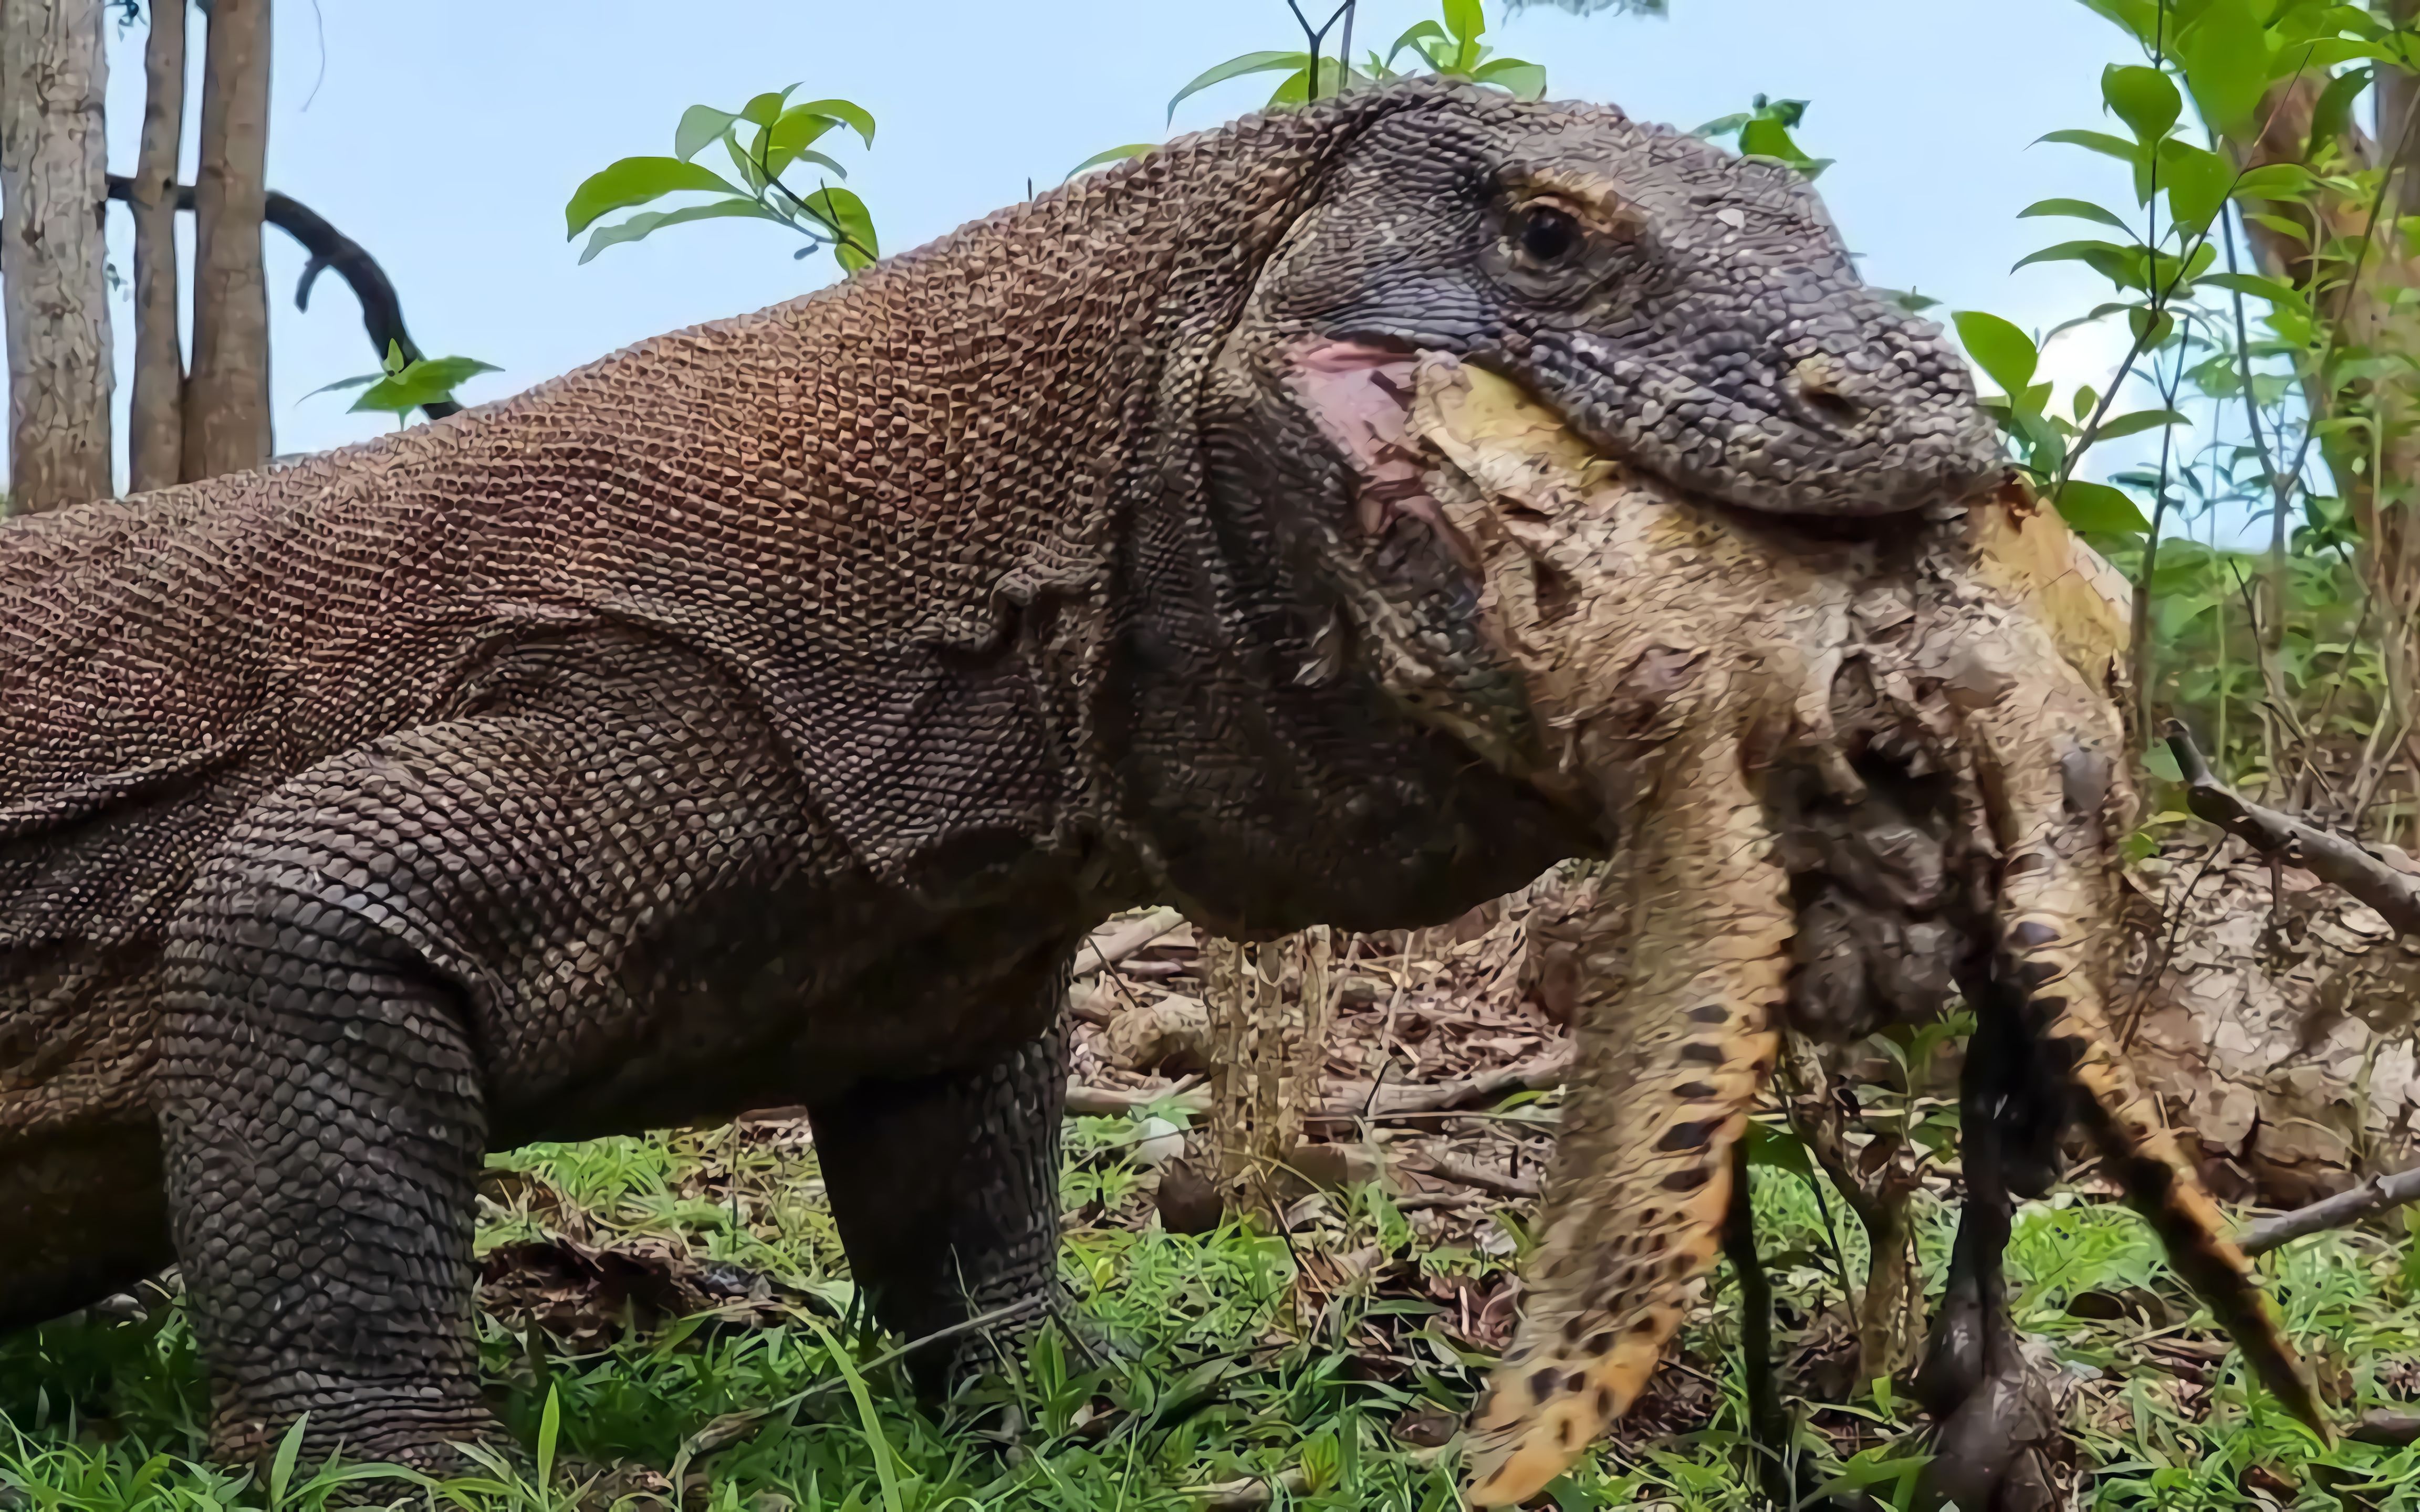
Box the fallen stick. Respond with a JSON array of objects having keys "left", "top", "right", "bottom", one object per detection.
[
  {"left": 1071, "top": 907, "right": 1187, "bottom": 979},
  {"left": 2165, "top": 721, "right": 2420, "bottom": 936},
  {"left": 1186, "top": 1447, "right": 1445, "bottom": 1510},
  {"left": 1065, "top": 1077, "right": 1209, "bottom": 1118},
  {"left": 1307, "top": 1047, "right": 1571, "bottom": 1127},
  {"left": 2237, "top": 1162, "right": 2420, "bottom": 1257},
  {"left": 1415, "top": 1153, "right": 1540, "bottom": 1201},
  {"left": 2351, "top": 1410, "right": 2420, "bottom": 1448}
]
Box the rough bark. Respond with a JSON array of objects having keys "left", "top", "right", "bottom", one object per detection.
[
  {"left": 1204, "top": 930, "right": 1337, "bottom": 1221},
  {"left": 184, "top": 0, "right": 272, "bottom": 481},
  {"left": 0, "top": 0, "right": 113, "bottom": 514},
  {"left": 128, "top": 0, "right": 187, "bottom": 495}
]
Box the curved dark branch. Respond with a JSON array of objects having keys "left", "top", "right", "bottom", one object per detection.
[{"left": 105, "top": 176, "right": 460, "bottom": 419}]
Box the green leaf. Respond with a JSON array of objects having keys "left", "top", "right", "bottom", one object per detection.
[
  {"left": 738, "top": 89, "right": 792, "bottom": 128},
  {"left": 2011, "top": 238, "right": 2134, "bottom": 278},
  {"left": 2054, "top": 479, "right": 2152, "bottom": 534},
  {"left": 802, "top": 185, "right": 879, "bottom": 272},
  {"left": 565, "top": 156, "right": 743, "bottom": 237},
  {"left": 2309, "top": 67, "right": 2373, "bottom": 160},
  {"left": 1167, "top": 51, "right": 1307, "bottom": 120},
  {"left": 348, "top": 355, "right": 503, "bottom": 415},
  {"left": 268, "top": 1414, "right": 307, "bottom": 1512},
  {"left": 1469, "top": 56, "right": 1548, "bottom": 100},
  {"left": 2018, "top": 197, "right": 2135, "bottom": 233},
  {"left": 2159, "top": 139, "right": 2233, "bottom": 232},
  {"left": 1953, "top": 310, "right": 2039, "bottom": 396},
  {"left": 2037, "top": 127, "right": 2144, "bottom": 165},
  {"left": 2233, "top": 162, "right": 2314, "bottom": 204},
  {"left": 2175, "top": 0, "right": 2270, "bottom": 136},
  {"left": 536, "top": 1385, "right": 561, "bottom": 1488},
  {"left": 577, "top": 196, "right": 778, "bottom": 264},
  {"left": 2091, "top": 408, "right": 2192, "bottom": 441},
  {"left": 674, "top": 104, "right": 741, "bottom": 163},
  {"left": 761, "top": 106, "right": 841, "bottom": 177},
  {"left": 788, "top": 97, "right": 876, "bottom": 148},
  {"left": 1444, "top": 0, "right": 1485, "bottom": 45},
  {"left": 1068, "top": 143, "right": 1157, "bottom": 179},
  {"left": 2102, "top": 62, "right": 2182, "bottom": 142},
  {"left": 304, "top": 373, "right": 381, "bottom": 400},
  {"left": 2199, "top": 270, "right": 2301, "bottom": 307},
  {"left": 1383, "top": 20, "right": 1449, "bottom": 69},
  {"left": 1741, "top": 1121, "right": 1817, "bottom": 1188}
]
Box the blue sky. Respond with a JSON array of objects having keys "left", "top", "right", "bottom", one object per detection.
[{"left": 28, "top": 0, "right": 2157, "bottom": 483}]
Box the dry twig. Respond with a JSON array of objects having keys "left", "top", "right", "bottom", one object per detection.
[
  {"left": 2238, "top": 1162, "right": 2420, "bottom": 1256},
  {"left": 2166, "top": 721, "right": 2420, "bottom": 934}
]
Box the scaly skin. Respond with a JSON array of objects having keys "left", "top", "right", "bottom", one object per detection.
[{"left": 0, "top": 80, "right": 2000, "bottom": 1474}]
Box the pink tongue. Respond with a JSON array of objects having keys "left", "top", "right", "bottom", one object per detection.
[{"left": 1288, "top": 341, "right": 1455, "bottom": 547}]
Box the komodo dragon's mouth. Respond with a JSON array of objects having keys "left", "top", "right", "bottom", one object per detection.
[{"left": 1290, "top": 344, "right": 2328, "bottom": 1504}]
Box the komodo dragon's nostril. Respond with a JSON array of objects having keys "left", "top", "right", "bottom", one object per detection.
[{"left": 1790, "top": 355, "right": 1864, "bottom": 419}]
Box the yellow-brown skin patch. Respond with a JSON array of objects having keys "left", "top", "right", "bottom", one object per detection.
[{"left": 1391, "top": 357, "right": 2327, "bottom": 1502}]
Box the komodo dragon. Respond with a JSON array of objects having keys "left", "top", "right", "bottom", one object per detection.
[{"left": 0, "top": 78, "right": 2314, "bottom": 1499}]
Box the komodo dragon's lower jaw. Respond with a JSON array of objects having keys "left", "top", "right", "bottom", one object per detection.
[{"left": 1349, "top": 354, "right": 2331, "bottom": 1504}]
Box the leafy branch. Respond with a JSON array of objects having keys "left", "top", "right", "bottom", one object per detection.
[{"left": 567, "top": 86, "right": 880, "bottom": 273}]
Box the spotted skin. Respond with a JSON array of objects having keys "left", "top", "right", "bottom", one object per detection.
[{"left": 1464, "top": 719, "right": 1789, "bottom": 1503}]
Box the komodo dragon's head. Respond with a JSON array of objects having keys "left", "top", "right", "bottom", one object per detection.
[{"left": 1204, "top": 82, "right": 2002, "bottom": 523}]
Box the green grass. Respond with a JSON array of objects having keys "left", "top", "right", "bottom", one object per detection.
[{"left": 2, "top": 1117, "right": 2419, "bottom": 1510}]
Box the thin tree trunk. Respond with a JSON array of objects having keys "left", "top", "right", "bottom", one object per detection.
[
  {"left": 184, "top": 0, "right": 271, "bottom": 481},
  {"left": 128, "top": 0, "right": 186, "bottom": 494},
  {"left": 1205, "top": 930, "right": 1337, "bottom": 1222},
  {"left": 0, "top": 0, "right": 113, "bottom": 514}
]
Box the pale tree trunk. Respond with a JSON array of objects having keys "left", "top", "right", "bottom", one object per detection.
[
  {"left": 127, "top": 0, "right": 185, "bottom": 494},
  {"left": 1, "top": 0, "right": 113, "bottom": 514},
  {"left": 184, "top": 0, "right": 270, "bottom": 481},
  {"left": 2227, "top": 65, "right": 2420, "bottom": 815},
  {"left": 1203, "top": 929, "right": 1336, "bottom": 1221}
]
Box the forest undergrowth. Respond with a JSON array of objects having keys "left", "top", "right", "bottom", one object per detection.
[{"left": 4, "top": 895, "right": 2420, "bottom": 1512}]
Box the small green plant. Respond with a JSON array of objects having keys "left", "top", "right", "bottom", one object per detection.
[
  {"left": 567, "top": 86, "right": 880, "bottom": 272},
  {"left": 1167, "top": 0, "right": 1547, "bottom": 122},
  {"left": 306, "top": 340, "right": 500, "bottom": 425},
  {"left": 1695, "top": 94, "right": 1834, "bottom": 180}
]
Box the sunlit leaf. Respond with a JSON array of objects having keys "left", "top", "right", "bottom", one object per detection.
[
  {"left": 674, "top": 104, "right": 741, "bottom": 162},
  {"left": 1469, "top": 56, "right": 1548, "bottom": 99},
  {"left": 2091, "top": 408, "right": 2192, "bottom": 441},
  {"left": 802, "top": 185, "right": 879, "bottom": 272},
  {"left": 1952, "top": 310, "right": 2039, "bottom": 397},
  {"left": 2054, "top": 479, "right": 2152, "bottom": 534},
  {"left": 2102, "top": 62, "right": 2181, "bottom": 142},
  {"left": 565, "top": 156, "right": 743, "bottom": 237},
  {"left": 1444, "top": 0, "right": 1486, "bottom": 45},
  {"left": 577, "top": 197, "right": 780, "bottom": 264},
  {"left": 2158, "top": 138, "right": 2231, "bottom": 231},
  {"left": 788, "top": 97, "right": 877, "bottom": 148},
  {"left": 2175, "top": 0, "right": 2270, "bottom": 136},
  {"left": 1167, "top": 50, "right": 1307, "bottom": 121},
  {"left": 1067, "top": 143, "right": 1157, "bottom": 180},
  {"left": 2018, "top": 196, "right": 2135, "bottom": 233}
]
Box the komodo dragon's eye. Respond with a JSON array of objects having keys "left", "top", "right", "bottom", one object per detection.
[{"left": 1514, "top": 204, "right": 1581, "bottom": 264}]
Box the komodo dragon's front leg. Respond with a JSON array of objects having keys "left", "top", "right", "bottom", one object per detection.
[{"left": 155, "top": 638, "right": 1076, "bottom": 1471}]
